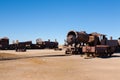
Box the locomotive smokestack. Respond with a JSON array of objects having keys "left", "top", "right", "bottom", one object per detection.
[
  {"left": 110, "top": 36, "right": 112, "bottom": 40},
  {"left": 16, "top": 40, "right": 19, "bottom": 44}
]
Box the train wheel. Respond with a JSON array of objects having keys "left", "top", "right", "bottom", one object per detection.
[
  {"left": 92, "top": 53, "right": 96, "bottom": 57},
  {"left": 108, "top": 52, "right": 113, "bottom": 57},
  {"left": 71, "top": 51, "right": 75, "bottom": 54},
  {"left": 65, "top": 51, "right": 69, "bottom": 54},
  {"left": 84, "top": 53, "right": 90, "bottom": 59},
  {"left": 94, "top": 50, "right": 98, "bottom": 57}
]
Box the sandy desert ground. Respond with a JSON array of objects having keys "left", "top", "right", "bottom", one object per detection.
[{"left": 0, "top": 49, "right": 120, "bottom": 80}]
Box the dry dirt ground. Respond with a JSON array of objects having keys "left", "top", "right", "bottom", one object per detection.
[{"left": 0, "top": 49, "right": 120, "bottom": 80}]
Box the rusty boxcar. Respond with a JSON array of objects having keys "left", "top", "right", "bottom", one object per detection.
[{"left": 0, "top": 37, "right": 9, "bottom": 50}]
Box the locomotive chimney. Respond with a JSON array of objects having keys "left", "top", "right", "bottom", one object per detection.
[
  {"left": 110, "top": 36, "right": 112, "bottom": 40},
  {"left": 12, "top": 40, "right": 15, "bottom": 44},
  {"left": 16, "top": 40, "right": 19, "bottom": 44},
  {"left": 55, "top": 39, "right": 57, "bottom": 42},
  {"left": 48, "top": 39, "right": 50, "bottom": 42}
]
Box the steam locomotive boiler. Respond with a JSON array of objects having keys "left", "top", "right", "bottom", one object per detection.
[
  {"left": 65, "top": 30, "right": 119, "bottom": 57},
  {"left": 65, "top": 30, "right": 89, "bottom": 54}
]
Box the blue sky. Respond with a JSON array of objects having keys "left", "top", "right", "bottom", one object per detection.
[{"left": 0, "top": 0, "right": 120, "bottom": 44}]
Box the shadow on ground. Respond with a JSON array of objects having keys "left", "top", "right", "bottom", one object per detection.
[
  {"left": 99, "top": 54, "right": 120, "bottom": 59},
  {"left": 1, "top": 53, "right": 120, "bottom": 61},
  {"left": 0, "top": 54, "right": 70, "bottom": 61}
]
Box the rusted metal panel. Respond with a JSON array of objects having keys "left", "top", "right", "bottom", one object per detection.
[
  {"left": 96, "top": 45, "right": 109, "bottom": 53},
  {"left": 83, "top": 45, "right": 109, "bottom": 53},
  {"left": 88, "top": 36, "right": 95, "bottom": 42},
  {"left": 82, "top": 46, "right": 95, "bottom": 53},
  {"left": 106, "top": 40, "right": 118, "bottom": 46}
]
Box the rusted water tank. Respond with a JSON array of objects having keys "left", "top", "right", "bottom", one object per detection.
[{"left": 67, "top": 31, "right": 89, "bottom": 44}]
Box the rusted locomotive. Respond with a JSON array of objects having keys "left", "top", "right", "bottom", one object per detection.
[
  {"left": 65, "top": 30, "right": 119, "bottom": 57},
  {"left": 36, "top": 39, "right": 58, "bottom": 49},
  {"left": 65, "top": 31, "right": 89, "bottom": 54},
  {"left": 0, "top": 37, "right": 59, "bottom": 51},
  {"left": 15, "top": 42, "right": 27, "bottom": 52}
]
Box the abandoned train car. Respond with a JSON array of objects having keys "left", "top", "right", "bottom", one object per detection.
[
  {"left": 0, "top": 37, "right": 59, "bottom": 51},
  {"left": 65, "top": 30, "right": 119, "bottom": 58},
  {"left": 0, "top": 37, "right": 9, "bottom": 50}
]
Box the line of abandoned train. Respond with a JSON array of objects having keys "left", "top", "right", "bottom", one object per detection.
[
  {"left": 1, "top": 30, "right": 120, "bottom": 58},
  {"left": 0, "top": 38, "right": 58, "bottom": 51},
  {"left": 65, "top": 30, "right": 120, "bottom": 58}
]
